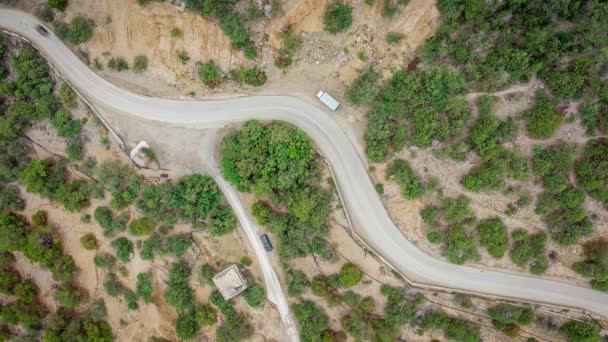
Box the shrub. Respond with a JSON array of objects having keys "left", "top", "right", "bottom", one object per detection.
[
  {"left": 477, "top": 218, "right": 508, "bottom": 258},
  {"left": 511, "top": 230, "right": 548, "bottom": 274},
  {"left": 421, "top": 311, "right": 480, "bottom": 342},
  {"left": 107, "top": 57, "right": 129, "bottom": 71},
  {"left": 386, "top": 32, "right": 404, "bottom": 44},
  {"left": 323, "top": 0, "right": 353, "bottom": 34},
  {"left": 559, "top": 320, "right": 600, "bottom": 342},
  {"left": 0, "top": 213, "right": 29, "bottom": 252},
  {"left": 488, "top": 303, "right": 533, "bottom": 331},
  {"left": 199, "top": 60, "right": 223, "bottom": 88},
  {"left": 164, "top": 260, "right": 193, "bottom": 311},
  {"left": 287, "top": 269, "right": 309, "bottom": 297},
  {"left": 66, "top": 139, "right": 84, "bottom": 161},
  {"left": 345, "top": 69, "right": 379, "bottom": 106},
  {"left": 63, "top": 17, "right": 93, "bottom": 45},
  {"left": 240, "top": 256, "right": 252, "bottom": 266},
  {"left": 136, "top": 272, "right": 154, "bottom": 304},
  {"left": 128, "top": 217, "right": 156, "bottom": 236},
  {"left": 427, "top": 231, "right": 442, "bottom": 244},
  {"left": 48, "top": 0, "right": 68, "bottom": 11},
  {"left": 229, "top": 66, "right": 267, "bottom": 86},
  {"left": 386, "top": 159, "right": 424, "bottom": 199},
  {"left": 340, "top": 263, "right": 363, "bottom": 287},
  {"left": 170, "top": 27, "right": 182, "bottom": 38},
  {"left": 80, "top": 233, "right": 97, "bottom": 250},
  {"left": 176, "top": 312, "right": 199, "bottom": 340},
  {"left": 441, "top": 195, "right": 474, "bottom": 223},
  {"left": 93, "top": 253, "right": 116, "bottom": 270},
  {"left": 292, "top": 300, "right": 330, "bottom": 342},
  {"left": 132, "top": 55, "right": 148, "bottom": 74},
  {"left": 14, "top": 280, "right": 38, "bottom": 303},
  {"left": 165, "top": 234, "right": 192, "bottom": 257},
  {"left": 243, "top": 283, "right": 265, "bottom": 307},
  {"left": 523, "top": 91, "right": 562, "bottom": 139},
  {"left": 196, "top": 304, "right": 217, "bottom": 326},
  {"left": 55, "top": 283, "right": 86, "bottom": 308},
  {"left": 58, "top": 82, "right": 77, "bottom": 108},
  {"left": 441, "top": 224, "right": 479, "bottom": 265},
  {"left": 103, "top": 272, "right": 124, "bottom": 297},
  {"left": 111, "top": 237, "right": 133, "bottom": 263},
  {"left": 575, "top": 138, "right": 608, "bottom": 202}
]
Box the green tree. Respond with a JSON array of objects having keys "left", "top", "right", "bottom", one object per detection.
[
  {"left": 292, "top": 300, "right": 330, "bottom": 342},
  {"left": 111, "top": 237, "right": 133, "bottom": 263},
  {"left": 386, "top": 159, "right": 424, "bottom": 199},
  {"left": 128, "top": 217, "right": 156, "bottom": 236},
  {"left": 80, "top": 233, "right": 98, "bottom": 250},
  {"left": 340, "top": 263, "right": 363, "bottom": 287}
]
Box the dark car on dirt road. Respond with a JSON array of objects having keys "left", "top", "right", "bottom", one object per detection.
[{"left": 261, "top": 234, "right": 273, "bottom": 252}]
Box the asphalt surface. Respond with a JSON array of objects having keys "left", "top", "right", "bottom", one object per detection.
[{"left": 2, "top": 9, "right": 607, "bottom": 326}]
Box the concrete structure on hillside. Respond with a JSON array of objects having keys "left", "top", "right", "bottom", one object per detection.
[{"left": 212, "top": 264, "right": 248, "bottom": 300}]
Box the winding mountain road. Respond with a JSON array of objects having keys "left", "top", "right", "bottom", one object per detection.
[{"left": 2, "top": 9, "right": 607, "bottom": 335}]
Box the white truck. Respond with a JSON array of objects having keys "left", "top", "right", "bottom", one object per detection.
[{"left": 316, "top": 90, "right": 340, "bottom": 111}]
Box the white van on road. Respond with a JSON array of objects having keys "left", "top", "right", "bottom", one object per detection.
[{"left": 316, "top": 90, "right": 340, "bottom": 111}]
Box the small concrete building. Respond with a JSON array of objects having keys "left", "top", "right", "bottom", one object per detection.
[{"left": 212, "top": 264, "right": 248, "bottom": 300}]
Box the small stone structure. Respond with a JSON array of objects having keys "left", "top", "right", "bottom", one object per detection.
[
  {"left": 130, "top": 141, "right": 150, "bottom": 167},
  {"left": 212, "top": 264, "right": 248, "bottom": 300}
]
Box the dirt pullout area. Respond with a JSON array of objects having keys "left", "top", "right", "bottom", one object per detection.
[{"left": 371, "top": 83, "right": 608, "bottom": 288}]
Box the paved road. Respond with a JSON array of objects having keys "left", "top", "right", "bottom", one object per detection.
[{"left": 2, "top": 9, "right": 608, "bottom": 324}]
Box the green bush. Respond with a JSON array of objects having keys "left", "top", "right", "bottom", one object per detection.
[
  {"left": 559, "top": 320, "right": 600, "bottom": 342},
  {"left": 128, "top": 217, "right": 156, "bottom": 236},
  {"left": 136, "top": 272, "right": 154, "bottom": 304},
  {"left": 196, "top": 304, "right": 217, "bottom": 326},
  {"left": 111, "top": 237, "right": 133, "bottom": 263},
  {"left": 340, "top": 263, "right": 363, "bottom": 287},
  {"left": 14, "top": 280, "right": 38, "bottom": 303},
  {"left": 103, "top": 272, "right": 124, "bottom": 297},
  {"left": 488, "top": 303, "right": 533, "bottom": 331},
  {"left": 427, "top": 231, "right": 442, "bottom": 244},
  {"left": 132, "top": 55, "right": 149, "bottom": 74},
  {"left": 66, "top": 139, "right": 84, "bottom": 161},
  {"left": 575, "top": 139, "right": 608, "bottom": 202},
  {"left": 421, "top": 311, "right": 480, "bottom": 342},
  {"left": 199, "top": 60, "right": 223, "bottom": 88},
  {"left": 523, "top": 91, "right": 562, "bottom": 139},
  {"left": 292, "top": 300, "right": 330, "bottom": 342},
  {"left": 441, "top": 195, "right": 474, "bottom": 224},
  {"left": 59, "top": 16, "right": 93, "bottom": 45},
  {"left": 345, "top": 69, "right": 380, "bottom": 106},
  {"left": 229, "top": 65, "right": 267, "bottom": 86},
  {"left": 477, "top": 218, "right": 508, "bottom": 258},
  {"left": 323, "top": 0, "right": 353, "bottom": 34},
  {"left": 240, "top": 256, "right": 252, "bottom": 266},
  {"left": 440, "top": 224, "right": 479, "bottom": 265},
  {"left": 93, "top": 253, "right": 116, "bottom": 270},
  {"left": 164, "top": 260, "right": 193, "bottom": 311},
  {"left": 385, "top": 159, "right": 424, "bottom": 199},
  {"left": 510, "top": 230, "right": 548, "bottom": 274},
  {"left": 54, "top": 283, "right": 86, "bottom": 308},
  {"left": 58, "top": 82, "right": 77, "bottom": 109},
  {"left": 107, "top": 57, "right": 129, "bottom": 71},
  {"left": 287, "top": 269, "right": 309, "bottom": 297},
  {"left": 243, "top": 283, "right": 265, "bottom": 307},
  {"left": 48, "top": 0, "right": 68, "bottom": 11},
  {"left": 386, "top": 32, "right": 404, "bottom": 44},
  {"left": 80, "top": 233, "right": 97, "bottom": 250}
]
